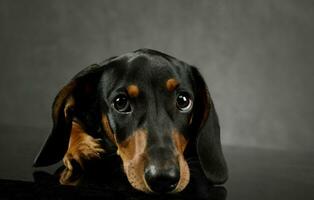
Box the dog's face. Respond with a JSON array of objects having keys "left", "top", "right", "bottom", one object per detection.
[
  {"left": 33, "top": 49, "right": 228, "bottom": 194},
  {"left": 99, "top": 54, "right": 194, "bottom": 192}
]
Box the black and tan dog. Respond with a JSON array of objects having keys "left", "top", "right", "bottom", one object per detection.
[{"left": 33, "top": 49, "right": 228, "bottom": 194}]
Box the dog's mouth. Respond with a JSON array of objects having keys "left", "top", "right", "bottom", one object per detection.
[
  {"left": 116, "top": 130, "right": 190, "bottom": 194},
  {"left": 122, "top": 153, "right": 190, "bottom": 194}
]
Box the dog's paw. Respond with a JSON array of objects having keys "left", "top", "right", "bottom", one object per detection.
[{"left": 63, "top": 136, "right": 105, "bottom": 171}]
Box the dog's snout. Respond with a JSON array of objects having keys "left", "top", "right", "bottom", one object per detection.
[{"left": 144, "top": 163, "right": 180, "bottom": 193}]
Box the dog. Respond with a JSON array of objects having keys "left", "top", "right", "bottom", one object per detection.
[{"left": 33, "top": 48, "right": 228, "bottom": 194}]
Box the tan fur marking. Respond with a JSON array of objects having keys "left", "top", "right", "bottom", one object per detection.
[
  {"left": 166, "top": 78, "right": 179, "bottom": 92},
  {"left": 59, "top": 121, "right": 105, "bottom": 185},
  {"left": 189, "top": 114, "right": 193, "bottom": 125},
  {"left": 127, "top": 84, "right": 139, "bottom": 97},
  {"left": 53, "top": 81, "right": 76, "bottom": 120},
  {"left": 172, "top": 131, "right": 190, "bottom": 193},
  {"left": 115, "top": 129, "right": 151, "bottom": 193},
  {"left": 172, "top": 131, "right": 188, "bottom": 154},
  {"left": 174, "top": 155, "right": 190, "bottom": 193},
  {"left": 62, "top": 121, "right": 105, "bottom": 172},
  {"left": 101, "top": 114, "right": 115, "bottom": 144},
  {"left": 117, "top": 129, "right": 146, "bottom": 164},
  {"left": 59, "top": 168, "right": 81, "bottom": 186},
  {"left": 63, "top": 96, "right": 75, "bottom": 118}
]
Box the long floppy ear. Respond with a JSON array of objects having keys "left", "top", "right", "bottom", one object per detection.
[
  {"left": 33, "top": 61, "right": 113, "bottom": 167},
  {"left": 190, "top": 66, "right": 228, "bottom": 184}
]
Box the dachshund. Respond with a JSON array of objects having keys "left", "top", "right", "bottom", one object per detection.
[{"left": 33, "top": 48, "right": 228, "bottom": 194}]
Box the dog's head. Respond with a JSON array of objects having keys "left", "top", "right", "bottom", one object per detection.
[{"left": 34, "top": 49, "right": 228, "bottom": 193}]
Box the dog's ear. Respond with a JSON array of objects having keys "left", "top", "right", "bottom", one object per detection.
[
  {"left": 189, "top": 66, "right": 228, "bottom": 184},
  {"left": 33, "top": 60, "right": 113, "bottom": 167}
]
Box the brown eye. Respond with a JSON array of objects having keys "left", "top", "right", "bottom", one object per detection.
[
  {"left": 176, "top": 93, "right": 193, "bottom": 112},
  {"left": 112, "top": 94, "right": 132, "bottom": 113}
]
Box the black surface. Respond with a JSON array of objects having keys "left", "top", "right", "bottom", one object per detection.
[{"left": 0, "top": 125, "right": 313, "bottom": 199}]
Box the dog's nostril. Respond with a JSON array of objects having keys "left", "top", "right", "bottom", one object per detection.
[{"left": 144, "top": 164, "right": 180, "bottom": 193}]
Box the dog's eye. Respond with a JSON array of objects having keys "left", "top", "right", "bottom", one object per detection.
[
  {"left": 112, "top": 94, "right": 132, "bottom": 113},
  {"left": 176, "top": 93, "right": 193, "bottom": 112}
]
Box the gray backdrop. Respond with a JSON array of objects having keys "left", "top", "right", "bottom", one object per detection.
[{"left": 1, "top": 0, "right": 313, "bottom": 151}]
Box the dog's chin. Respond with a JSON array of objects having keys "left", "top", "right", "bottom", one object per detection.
[{"left": 123, "top": 155, "right": 190, "bottom": 194}]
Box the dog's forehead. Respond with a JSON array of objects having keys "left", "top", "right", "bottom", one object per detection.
[
  {"left": 126, "top": 54, "right": 177, "bottom": 80},
  {"left": 101, "top": 52, "right": 190, "bottom": 95}
]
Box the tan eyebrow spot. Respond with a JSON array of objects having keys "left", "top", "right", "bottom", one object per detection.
[
  {"left": 166, "top": 78, "right": 179, "bottom": 92},
  {"left": 127, "top": 84, "right": 139, "bottom": 97}
]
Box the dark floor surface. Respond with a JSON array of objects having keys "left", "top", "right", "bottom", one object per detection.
[{"left": 0, "top": 125, "right": 313, "bottom": 199}]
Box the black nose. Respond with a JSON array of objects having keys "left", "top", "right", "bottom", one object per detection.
[{"left": 144, "top": 164, "right": 180, "bottom": 193}]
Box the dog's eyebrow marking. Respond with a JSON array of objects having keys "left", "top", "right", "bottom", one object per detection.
[
  {"left": 166, "top": 78, "right": 179, "bottom": 92},
  {"left": 127, "top": 84, "right": 140, "bottom": 97}
]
